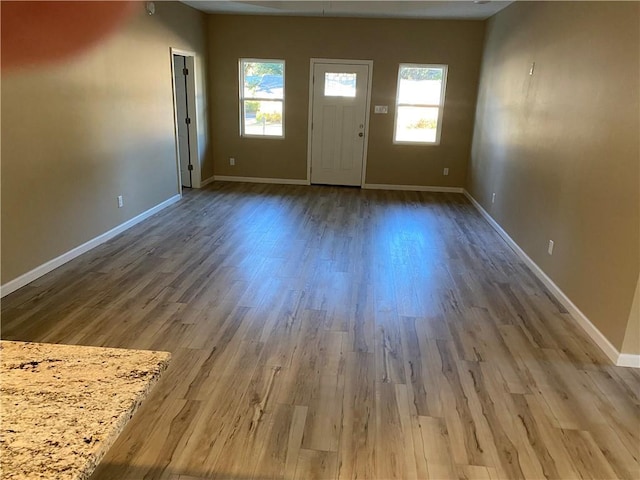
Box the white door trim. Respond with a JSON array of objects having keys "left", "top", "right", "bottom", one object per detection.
[
  {"left": 170, "top": 48, "right": 201, "bottom": 191},
  {"left": 307, "top": 58, "right": 374, "bottom": 187}
]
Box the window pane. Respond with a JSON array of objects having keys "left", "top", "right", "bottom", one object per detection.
[
  {"left": 398, "top": 67, "right": 443, "bottom": 105},
  {"left": 244, "top": 100, "right": 283, "bottom": 136},
  {"left": 243, "top": 61, "right": 284, "bottom": 99},
  {"left": 324, "top": 73, "right": 357, "bottom": 97},
  {"left": 395, "top": 106, "right": 439, "bottom": 143}
]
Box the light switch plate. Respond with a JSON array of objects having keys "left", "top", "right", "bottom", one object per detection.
[{"left": 374, "top": 105, "right": 388, "bottom": 114}]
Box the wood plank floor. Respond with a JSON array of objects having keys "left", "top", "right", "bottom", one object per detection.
[{"left": 2, "top": 182, "right": 639, "bottom": 480}]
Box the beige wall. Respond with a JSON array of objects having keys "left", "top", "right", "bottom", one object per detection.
[
  {"left": 208, "top": 15, "right": 484, "bottom": 185},
  {"left": 468, "top": 2, "right": 640, "bottom": 352},
  {"left": 1, "top": 2, "right": 210, "bottom": 284}
]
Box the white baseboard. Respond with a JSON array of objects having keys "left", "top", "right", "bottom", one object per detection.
[
  {"left": 200, "top": 175, "right": 215, "bottom": 187},
  {"left": 213, "top": 175, "right": 310, "bottom": 186},
  {"left": 211, "top": 178, "right": 464, "bottom": 192},
  {"left": 0, "top": 194, "right": 182, "bottom": 298},
  {"left": 463, "top": 190, "right": 638, "bottom": 368},
  {"left": 363, "top": 183, "right": 464, "bottom": 193},
  {"left": 616, "top": 354, "right": 640, "bottom": 368}
]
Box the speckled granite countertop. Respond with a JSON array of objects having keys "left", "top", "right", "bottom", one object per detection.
[{"left": 0, "top": 341, "right": 170, "bottom": 480}]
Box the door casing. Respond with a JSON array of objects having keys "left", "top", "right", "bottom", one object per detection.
[
  {"left": 170, "top": 48, "right": 201, "bottom": 193},
  {"left": 306, "top": 58, "right": 374, "bottom": 187},
  {"left": 173, "top": 54, "right": 193, "bottom": 188}
]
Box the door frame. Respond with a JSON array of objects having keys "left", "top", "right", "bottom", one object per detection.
[
  {"left": 306, "top": 58, "right": 374, "bottom": 187},
  {"left": 170, "top": 48, "right": 201, "bottom": 193}
]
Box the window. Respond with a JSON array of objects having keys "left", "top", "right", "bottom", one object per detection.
[
  {"left": 239, "top": 59, "right": 285, "bottom": 137},
  {"left": 393, "top": 64, "right": 448, "bottom": 144},
  {"left": 324, "top": 72, "right": 357, "bottom": 97}
]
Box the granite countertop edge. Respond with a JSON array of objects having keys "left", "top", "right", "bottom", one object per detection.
[{"left": 75, "top": 354, "right": 170, "bottom": 480}]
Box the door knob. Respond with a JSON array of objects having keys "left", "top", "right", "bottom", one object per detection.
[{"left": 358, "top": 132, "right": 364, "bottom": 137}]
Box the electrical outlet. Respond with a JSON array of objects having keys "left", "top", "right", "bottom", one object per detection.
[
  {"left": 229, "top": 157, "right": 235, "bottom": 166},
  {"left": 548, "top": 240, "right": 554, "bottom": 255},
  {"left": 443, "top": 168, "right": 449, "bottom": 176},
  {"left": 492, "top": 193, "right": 496, "bottom": 204},
  {"left": 117, "top": 195, "right": 124, "bottom": 208}
]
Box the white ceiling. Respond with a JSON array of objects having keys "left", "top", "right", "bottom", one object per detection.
[{"left": 180, "top": 1, "right": 513, "bottom": 20}]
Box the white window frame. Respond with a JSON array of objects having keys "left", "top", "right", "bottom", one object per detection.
[
  {"left": 239, "top": 58, "right": 285, "bottom": 138},
  {"left": 393, "top": 63, "right": 448, "bottom": 145}
]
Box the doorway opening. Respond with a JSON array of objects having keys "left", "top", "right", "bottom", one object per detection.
[
  {"left": 170, "top": 49, "right": 200, "bottom": 192},
  {"left": 307, "top": 59, "right": 373, "bottom": 187}
]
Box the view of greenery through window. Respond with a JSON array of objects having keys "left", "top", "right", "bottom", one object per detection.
[
  {"left": 395, "top": 65, "right": 447, "bottom": 143},
  {"left": 241, "top": 60, "right": 284, "bottom": 137}
]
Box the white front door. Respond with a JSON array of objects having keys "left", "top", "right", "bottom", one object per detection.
[{"left": 310, "top": 62, "right": 370, "bottom": 186}]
